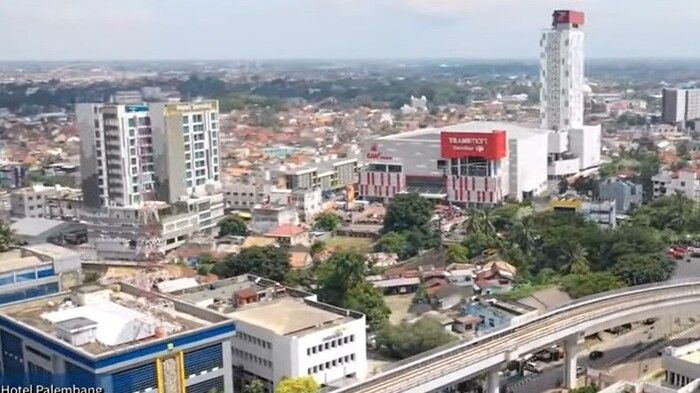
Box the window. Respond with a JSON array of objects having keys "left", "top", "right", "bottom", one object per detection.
[
  {"left": 128, "top": 118, "right": 136, "bottom": 127},
  {"left": 193, "top": 114, "right": 203, "bottom": 123},
  {"left": 210, "top": 112, "right": 217, "bottom": 121},
  {"left": 182, "top": 115, "right": 189, "bottom": 124}
]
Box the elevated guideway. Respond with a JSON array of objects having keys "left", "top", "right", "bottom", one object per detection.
[{"left": 335, "top": 279, "right": 700, "bottom": 393}]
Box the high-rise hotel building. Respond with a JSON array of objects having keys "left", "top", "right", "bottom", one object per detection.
[{"left": 76, "top": 100, "right": 224, "bottom": 260}]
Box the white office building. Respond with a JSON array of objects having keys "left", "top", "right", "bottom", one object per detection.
[
  {"left": 171, "top": 275, "right": 367, "bottom": 391},
  {"left": 540, "top": 10, "right": 601, "bottom": 177}
]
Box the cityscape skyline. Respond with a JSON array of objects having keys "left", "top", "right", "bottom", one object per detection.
[{"left": 2, "top": 0, "right": 700, "bottom": 61}]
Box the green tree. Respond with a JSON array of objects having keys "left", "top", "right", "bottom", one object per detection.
[
  {"left": 464, "top": 209, "right": 497, "bottom": 240},
  {"left": 283, "top": 268, "right": 317, "bottom": 291},
  {"left": 197, "top": 263, "right": 214, "bottom": 276},
  {"left": 446, "top": 244, "right": 470, "bottom": 264},
  {"left": 318, "top": 250, "right": 367, "bottom": 304},
  {"left": 343, "top": 282, "right": 390, "bottom": 330},
  {"left": 560, "top": 272, "right": 624, "bottom": 298},
  {"left": 375, "top": 232, "right": 408, "bottom": 255},
  {"left": 218, "top": 215, "right": 248, "bottom": 237},
  {"left": 0, "top": 221, "right": 15, "bottom": 252},
  {"left": 612, "top": 253, "right": 675, "bottom": 286},
  {"left": 274, "top": 376, "right": 319, "bottom": 393},
  {"left": 561, "top": 244, "right": 590, "bottom": 275},
  {"left": 211, "top": 246, "right": 289, "bottom": 281},
  {"left": 604, "top": 225, "right": 664, "bottom": 264},
  {"left": 242, "top": 380, "right": 265, "bottom": 393},
  {"left": 376, "top": 317, "right": 457, "bottom": 359},
  {"left": 314, "top": 212, "right": 343, "bottom": 231},
  {"left": 383, "top": 193, "right": 434, "bottom": 233},
  {"left": 310, "top": 241, "right": 326, "bottom": 256}
]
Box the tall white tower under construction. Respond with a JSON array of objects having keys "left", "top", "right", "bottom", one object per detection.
[{"left": 540, "top": 10, "right": 586, "bottom": 131}]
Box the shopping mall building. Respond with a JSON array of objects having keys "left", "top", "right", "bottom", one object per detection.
[{"left": 358, "top": 121, "right": 549, "bottom": 206}]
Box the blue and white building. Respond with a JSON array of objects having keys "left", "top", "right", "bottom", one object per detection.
[
  {"left": 0, "top": 283, "right": 235, "bottom": 392},
  {"left": 0, "top": 244, "right": 82, "bottom": 306}
]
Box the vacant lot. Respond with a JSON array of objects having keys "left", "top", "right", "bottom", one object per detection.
[
  {"left": 384, "top": 294, "right": 414, "bottom": 325},
  {"left": 325, "top": 236, "right": 374, "bottom": 253}
]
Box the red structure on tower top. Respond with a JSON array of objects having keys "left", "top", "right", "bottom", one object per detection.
[{"left": 552, "top": 10, "right": 585, "bottom": 27}]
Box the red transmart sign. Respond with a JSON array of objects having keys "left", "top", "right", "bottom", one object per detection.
[{"left": 440, "top": 131, "right": 507, "bottom": 160}]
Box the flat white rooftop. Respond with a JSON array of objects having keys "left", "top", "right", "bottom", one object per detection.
[
  {"left": 378, "top": 121, "right": 548, "bottom": 142},
  {"left": 228, "top": 298, "right": 348, "bottom": 336}
]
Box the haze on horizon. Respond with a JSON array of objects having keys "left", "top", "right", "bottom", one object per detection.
[{"left": 2, "top": 0, "right": 699, "bottom": 61}]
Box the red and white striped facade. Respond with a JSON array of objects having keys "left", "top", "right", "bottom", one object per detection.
[
  {"left": 446, "top": 175, "right": 504, "bottom": 204},
  {"left": 358, "top": 171, "right": 406, "bottom": 200}
]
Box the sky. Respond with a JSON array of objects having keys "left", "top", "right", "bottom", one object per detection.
[{"left": 1, "top": 0, "right": 699, "bottom": 60}]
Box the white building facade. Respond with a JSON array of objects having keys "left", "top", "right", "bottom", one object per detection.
[{"left": 539, "top": 10, "right": 601, "bottom": 177}]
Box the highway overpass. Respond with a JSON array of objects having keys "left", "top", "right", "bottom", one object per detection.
[{"left": 335, "top": 279, "right": 700, "bottom": 393}]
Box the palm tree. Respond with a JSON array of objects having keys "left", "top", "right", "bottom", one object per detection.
[
  {"left": 561, "top": 244, "right": 590, "bottom": 275},
  {"left": 464, "top": 209, "right": 497, "bottom": 240},
  {"left": 508, "top": 221, "right": 538, "bottom": 253}
]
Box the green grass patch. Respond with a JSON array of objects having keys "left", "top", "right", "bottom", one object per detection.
[{"left": 325, "top": 236, "right": 374, "bottom": 253}]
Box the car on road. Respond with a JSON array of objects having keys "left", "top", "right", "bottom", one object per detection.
[
  {"left": 589, "top": 350, "right": 604, "bottom": 360},
  {"left": 523, "top": 361, "right": 547, "bottom": 374},
  {"left": 689, "top": 246, "right": 700, "bottom": 258}
]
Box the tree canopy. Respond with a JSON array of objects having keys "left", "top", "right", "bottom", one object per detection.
[
  {"left": 211, "top": 246, "right": 289, "bottom": 282},
  {"left": 376, "top": 317, "right": 457, "bottom": 359},
  {"left": 242, "top": 380, "right": 265, "bottom": 393},
  {"left": 318, "top": 250, "right": 390, "bottom": 329},
  {"left": 560, "top": 273, "right": 624, "bottom": 298},
  {"left": 383, "top": 193, "right": 434, "bottom": 233},
  {"left": 378, "top": 194, "right": 440, "bottom": 260},
  {"left": 218, "top": 215, "right": 248, "bottom": 237},
  {"left": 612, "top": 253, "right": 675, "bottom": 286},
  {"left": 314, "top": 212, "right": 343, "bottom": 232},
  {"left": 274, "top": 376, "right": 319, "bottom": 393},
  {"left": 342, "top": 282, "right": 390, "bottom": 330}
]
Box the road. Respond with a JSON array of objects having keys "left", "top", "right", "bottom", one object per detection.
[{"left": 508, "top": 315, "right": 700, "bottom": 393}]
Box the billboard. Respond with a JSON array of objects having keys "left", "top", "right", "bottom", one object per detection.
[
  {"left": 440, "top": 131, "right": 507, "bottom": 160},
  {"left": 553, "top": 10, "right": 585, "bottom": 26}
]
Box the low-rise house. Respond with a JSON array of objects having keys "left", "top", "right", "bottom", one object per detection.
[
  {"left": 370, "top": 277, "right": 421, "bottom": 295},
  {"left": 474, "top": 260, "right": 516, "bottom": 295},
  {"left": 265, "top": 224, "right": 310, "bottom": 247},
  {"left": 250, "top": 205, "right": 299, "bottom": 234},
  {"left": 463, "top": 298, "right": 537, "bottom": 333}
]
